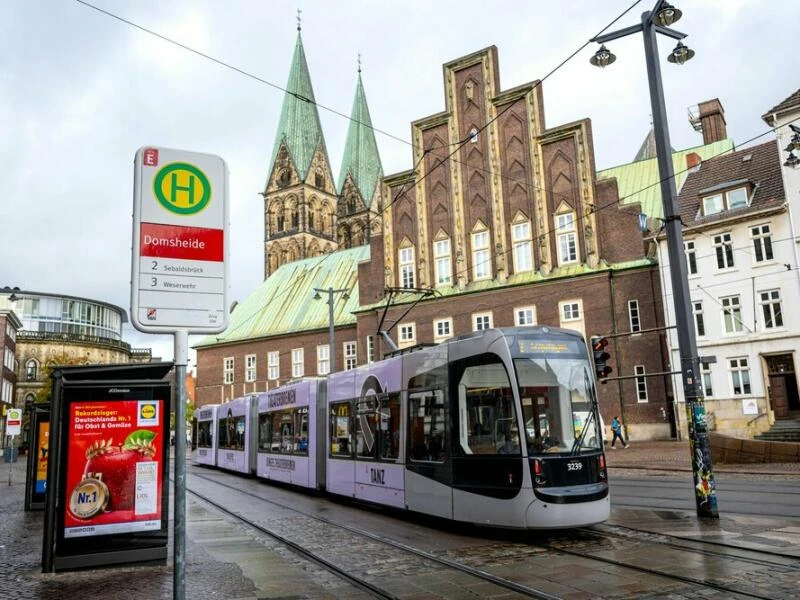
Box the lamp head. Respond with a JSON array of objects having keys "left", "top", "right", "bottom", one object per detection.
[
  {"left": 313, "top": 292, "right": 321, "bottom": 300},
  {"left": 785, "top": 134, "right": 800, "bottom": 152},
  {"left": 784, "top": 151, "right": 800, "bottom": 168},
  {"left": 655, "top": 3, "right": 682, "bottom": 26},
  {"left": 589, "top": 45, "right": 616, "bottom": 68},
  {"left": 667, "top": 41, "right": 695, "bottom": 65}
]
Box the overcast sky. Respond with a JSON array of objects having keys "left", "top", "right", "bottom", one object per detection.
[{"left": 2, "top": 0, "right": 797, "bottom": 365}]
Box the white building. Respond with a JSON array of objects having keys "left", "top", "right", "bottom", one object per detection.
[{"left": 655, "top": 90, "right": 800, "bottom": 438}]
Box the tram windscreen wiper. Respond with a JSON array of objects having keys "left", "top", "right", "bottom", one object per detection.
[{"left": 570, "top": 414, "right": 593, "bottom": 455}]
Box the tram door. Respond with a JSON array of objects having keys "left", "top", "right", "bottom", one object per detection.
[{"left": 326, "top": 370, "right": 356, "bottom": 497}]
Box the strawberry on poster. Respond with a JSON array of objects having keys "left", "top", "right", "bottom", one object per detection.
[{"left": 63, "top": 400, "right": 164, "bottom": 537}]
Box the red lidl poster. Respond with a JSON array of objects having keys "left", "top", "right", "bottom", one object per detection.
[{"left": 63, "top": 400, "right": 163, "bottom": 538}]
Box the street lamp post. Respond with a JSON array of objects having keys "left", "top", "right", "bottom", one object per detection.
[
  {"left": 313, "top": 287, "right": 350, "bottom": 374},
  {"left": 590, "top": 1, "right": 718, "bottom": 519}
]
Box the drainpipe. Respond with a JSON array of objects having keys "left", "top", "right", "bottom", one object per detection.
[
  {"left": 656, "top": 237, "right": 682, "bottom": 441},
  {"left": 607, "top": 271, "right": 626, "bottom": 439}
]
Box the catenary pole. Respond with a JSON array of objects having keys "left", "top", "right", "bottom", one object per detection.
[{"left": 591, "top": 0, "right": 718, "bottom": 518}]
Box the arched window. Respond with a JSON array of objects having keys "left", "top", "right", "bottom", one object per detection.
[
  {"left": 26, "top": 359, "right": 38, "bottom": 381},
  {"left": 308, "top": 211, "right": 315, "bottom": 229},
  {"left": 315, "top": 168, "right": 324, "bottom": 189},
  {"left": 291, "top": 209, "right": 299, "bottom": 229},
  {"left": 278, "top": 169, "right": 291, "bottom": 187}
]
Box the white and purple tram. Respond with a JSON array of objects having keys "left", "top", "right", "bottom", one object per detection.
[
  {"left": 194, "top": 404, "right": 218, "bottom": 466},
  {"left": 195, "top": 327, "right": 609, "bottom": 529}
]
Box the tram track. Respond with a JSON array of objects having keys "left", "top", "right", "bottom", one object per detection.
[
  {"left": 187, "top": 470, "right": 561, "bottom": 599},
  {"left": 582, "top": 524, "right": 800, "bottom": 568},
  {"left": 188, "top": 468, "right": 796, "bottom": 599},
  {"left": 538, "top": 525, "right": 799, "bottom": 600}
]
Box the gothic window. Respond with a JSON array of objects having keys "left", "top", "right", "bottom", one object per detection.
[
  {"left": 315, "top": 168, "right": 324, "bottom": 189},
  {"left": 277, "top": 215, "right": 285, "bottom": 231},
  {"left": 291, "top": 209, "right": 299, "bottom": 229},
  {"left": 308, "top": 211, "right": 315, "bottom": 229},
  {"left": 278, "top": 169, "right": 290, "bottom": 187}
]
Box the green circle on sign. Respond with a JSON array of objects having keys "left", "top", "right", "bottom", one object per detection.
[{"left": 153, "top": 162, "right": 211, "bottom": 215}]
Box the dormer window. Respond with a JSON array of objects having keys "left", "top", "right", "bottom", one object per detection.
[{"left": 700, "top": 181, "right": 750, "bottom": 216}]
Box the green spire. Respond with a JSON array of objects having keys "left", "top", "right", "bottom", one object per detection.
[
  {"left": 269, "top": 31, "right": 328, "bottom": 181},
  {"left": 338, "top": 72, "right": 382, "bottom": 206}
]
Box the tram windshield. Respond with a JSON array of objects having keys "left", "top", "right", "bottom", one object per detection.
[{"left": 514, "top": 357, "right": 602, "bottom": 456}]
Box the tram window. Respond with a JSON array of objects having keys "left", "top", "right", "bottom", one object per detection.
[
  {"left": 197, "top": 421, "right": 213, "bottom": 449},
  {"left": 456, "top": 360, "right": 520, "bottom": 456},
  {"left": 330, "top": 401, "right": 353, "bottom": 457},
  {"left": 258, "top": 413, "right": 272, "bottom": 451},
  {"left": 218, "top": 415, "right": 245, "bottom": 450},
  {"left": 379, "top": 393, "right": 400, "bottom": 461},
  {"left": 408, "top": 389, "right": 446, "bottom": 462},
  {"left": 296, "top": 408, "right": 309, "bottom": 454},
  {"left": 515, "top": 356, "right": 600, "bottom": 455}
]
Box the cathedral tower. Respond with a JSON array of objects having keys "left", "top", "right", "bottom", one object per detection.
[
  {"left": 337, "top": 66, "right": 383, "bottom": 248},
  {"left": 262, "top": 29, "right": 338, "bottom": 279}
]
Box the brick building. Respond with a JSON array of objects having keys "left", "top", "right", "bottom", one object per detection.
[{"left": 195, "top": 33, "right": 711, "bottom": 440}]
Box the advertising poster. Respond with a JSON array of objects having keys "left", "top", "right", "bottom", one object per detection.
[
  {"left": 63, "top": 399, "right": 163, "bottom": 538},
  {"left": 36, "top": 421, "right": 50, "bottom": 494}
]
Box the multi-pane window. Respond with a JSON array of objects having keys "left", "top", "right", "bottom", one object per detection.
[
  {"left": 472, "top": 230, "right": 491, "bottom": 279},
  {"left": 317, "top": 345, "right": 330, "bottom": 375},
  {"left": 721, "top": 295, "right": 744, "bottom": 334},
  {"left": 556, "top": 212, "right": 577, "bottom": 264},
  {"left": 515, "top": 306, "right": 536, "bottom": 326},
  {"left": 223, "top": 357, "right": 234, "bottom": 384},
  {"left": 366, "top": 335, "right": 375, "bottom": 364},
  {"left": 751, "top": 224, "right": 774, "bottom": 263},
  {"left": 729, "top": 357, "right": 751, "bottom": 395},
  {"left": 713, "top": 233, "right": 734, "bottom": 269},
  {"left": 634, "top": 365, "right": 648, "bottom": 402},
  {"left": 434, "top": 239, "right": 452, "bottom": 286},
  {"left": 473, "top": 312, "right": 492, "bottom": 331},
  {"left": 26, "top": 359, "right": 38, "bottom": 381},
  {"left": 693, "top": 301, "right": 706, "bottom": 337},
  {"left": 399, "top": 247, "right": 415, "bottom": 288},
  {"left": 434, "top": 318, "right": 452, "bottom": 340},
  {"left": 343, "top": 341, "right": 357, "bottom": 370},
  {"left": 245, "top": 354, "right": 257, "bottom": 382},
  {"left": 561, "top": 302, "right": 580, "bottom": 321},
  {"left": 399, "top": 323, "right": 416, "bottom": 344},
  {"left": 512, "top": 222, "right": 533, "bottom": 272},
  {"left": 702, "top": 187, "right": 748, "bottom": 216},
  {"left": 759, "top": 290, "right": 783, "bottom": 329},
  {"left": 267, "top": 351, "right": 279, "bottom": 380},
  {"left": 291, "top": 348, "right": 304, "bottom": 378},
  {"left": 700, "top": 361, "right": 713, "bottom": 397},
  {"left": 628, "top": 299, "right": 641, "bottom": 333},
  {"left": 684, "top": 240, "right": 698, "bottom": 275}
]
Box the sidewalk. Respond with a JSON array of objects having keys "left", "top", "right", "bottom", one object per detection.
[{"left": 605, "top": 439, "right": 800, "bottom": 476}]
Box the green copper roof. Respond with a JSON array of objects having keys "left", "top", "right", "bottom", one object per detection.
[
  {"left": 597, "top": 139, "right": 734, "bottom": 220},
  {"left": 268, "top": 32, "right": 329, "bottom": 181},
  {"left": 338, "top": 73, "right": 383, "bottom": 205},
  {"left": 195, "top": 246, "right": 369, "bottom": 348}
]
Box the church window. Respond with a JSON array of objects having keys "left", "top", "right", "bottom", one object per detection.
[
  {"left": 315, "top": 168, "right": 324, "bottom": 189},
  {"left": 291, "top": 209, "right": 299, "bottom": 229},
  {"left": 278, "top": 169, "right": 290, "bottom": 187},
  {"left": 308, "top": 211, "right": 315, "bottom": 229},
  {"left": 277, "top": 215, "right": 285, "bottom": 231}
]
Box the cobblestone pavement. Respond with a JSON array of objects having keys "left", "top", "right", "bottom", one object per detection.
[{"left": 2, "top": 443, "right": 798, "bottom": 599}]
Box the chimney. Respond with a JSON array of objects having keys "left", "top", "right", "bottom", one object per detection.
[
  {"left": 697, "top": 99, "right": 727, "bottom": 144},
  {"left": 686, "top": 152, "right": 702, "bottom": 170}
]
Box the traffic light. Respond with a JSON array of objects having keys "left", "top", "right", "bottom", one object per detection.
[{"left": 591, "top": 336, "right": 612, "bottom": 381}]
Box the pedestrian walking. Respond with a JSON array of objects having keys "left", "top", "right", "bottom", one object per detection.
[{"left": 610, "top": 415, "right": 628, "bottom": 449}]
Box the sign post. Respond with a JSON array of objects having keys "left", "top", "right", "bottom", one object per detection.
[
  {"left": 6, "top": 407, "right": 22, "bottom": 485},
  {"left": 131, "top": 147, "right": 228, "bottom": 600}
]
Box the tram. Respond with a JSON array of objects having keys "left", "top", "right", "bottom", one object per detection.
[{"left": 195, "top": 326, "right": 609, "bottom": 529}]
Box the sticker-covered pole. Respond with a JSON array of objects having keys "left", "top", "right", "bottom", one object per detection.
[{"left": 173, "top": 329, "right": 188, "bottom": 600}]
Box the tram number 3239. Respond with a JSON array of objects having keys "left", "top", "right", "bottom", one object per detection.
[{"left": 566, "top": 461, "right": 583, "bottom": 471}]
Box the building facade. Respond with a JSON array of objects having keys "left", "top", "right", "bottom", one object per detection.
[
  {"left": 0, "top": 289, "right": 152, "bottom": 409},
  {"left": 195, "top": 38, "right": 685, "bottom": 441},
  {"left": 654, "top": 89, "right": 800, "bottom": 437},
  {"left": 0, "top": 306, "right": 22, "bottom": 442}
]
